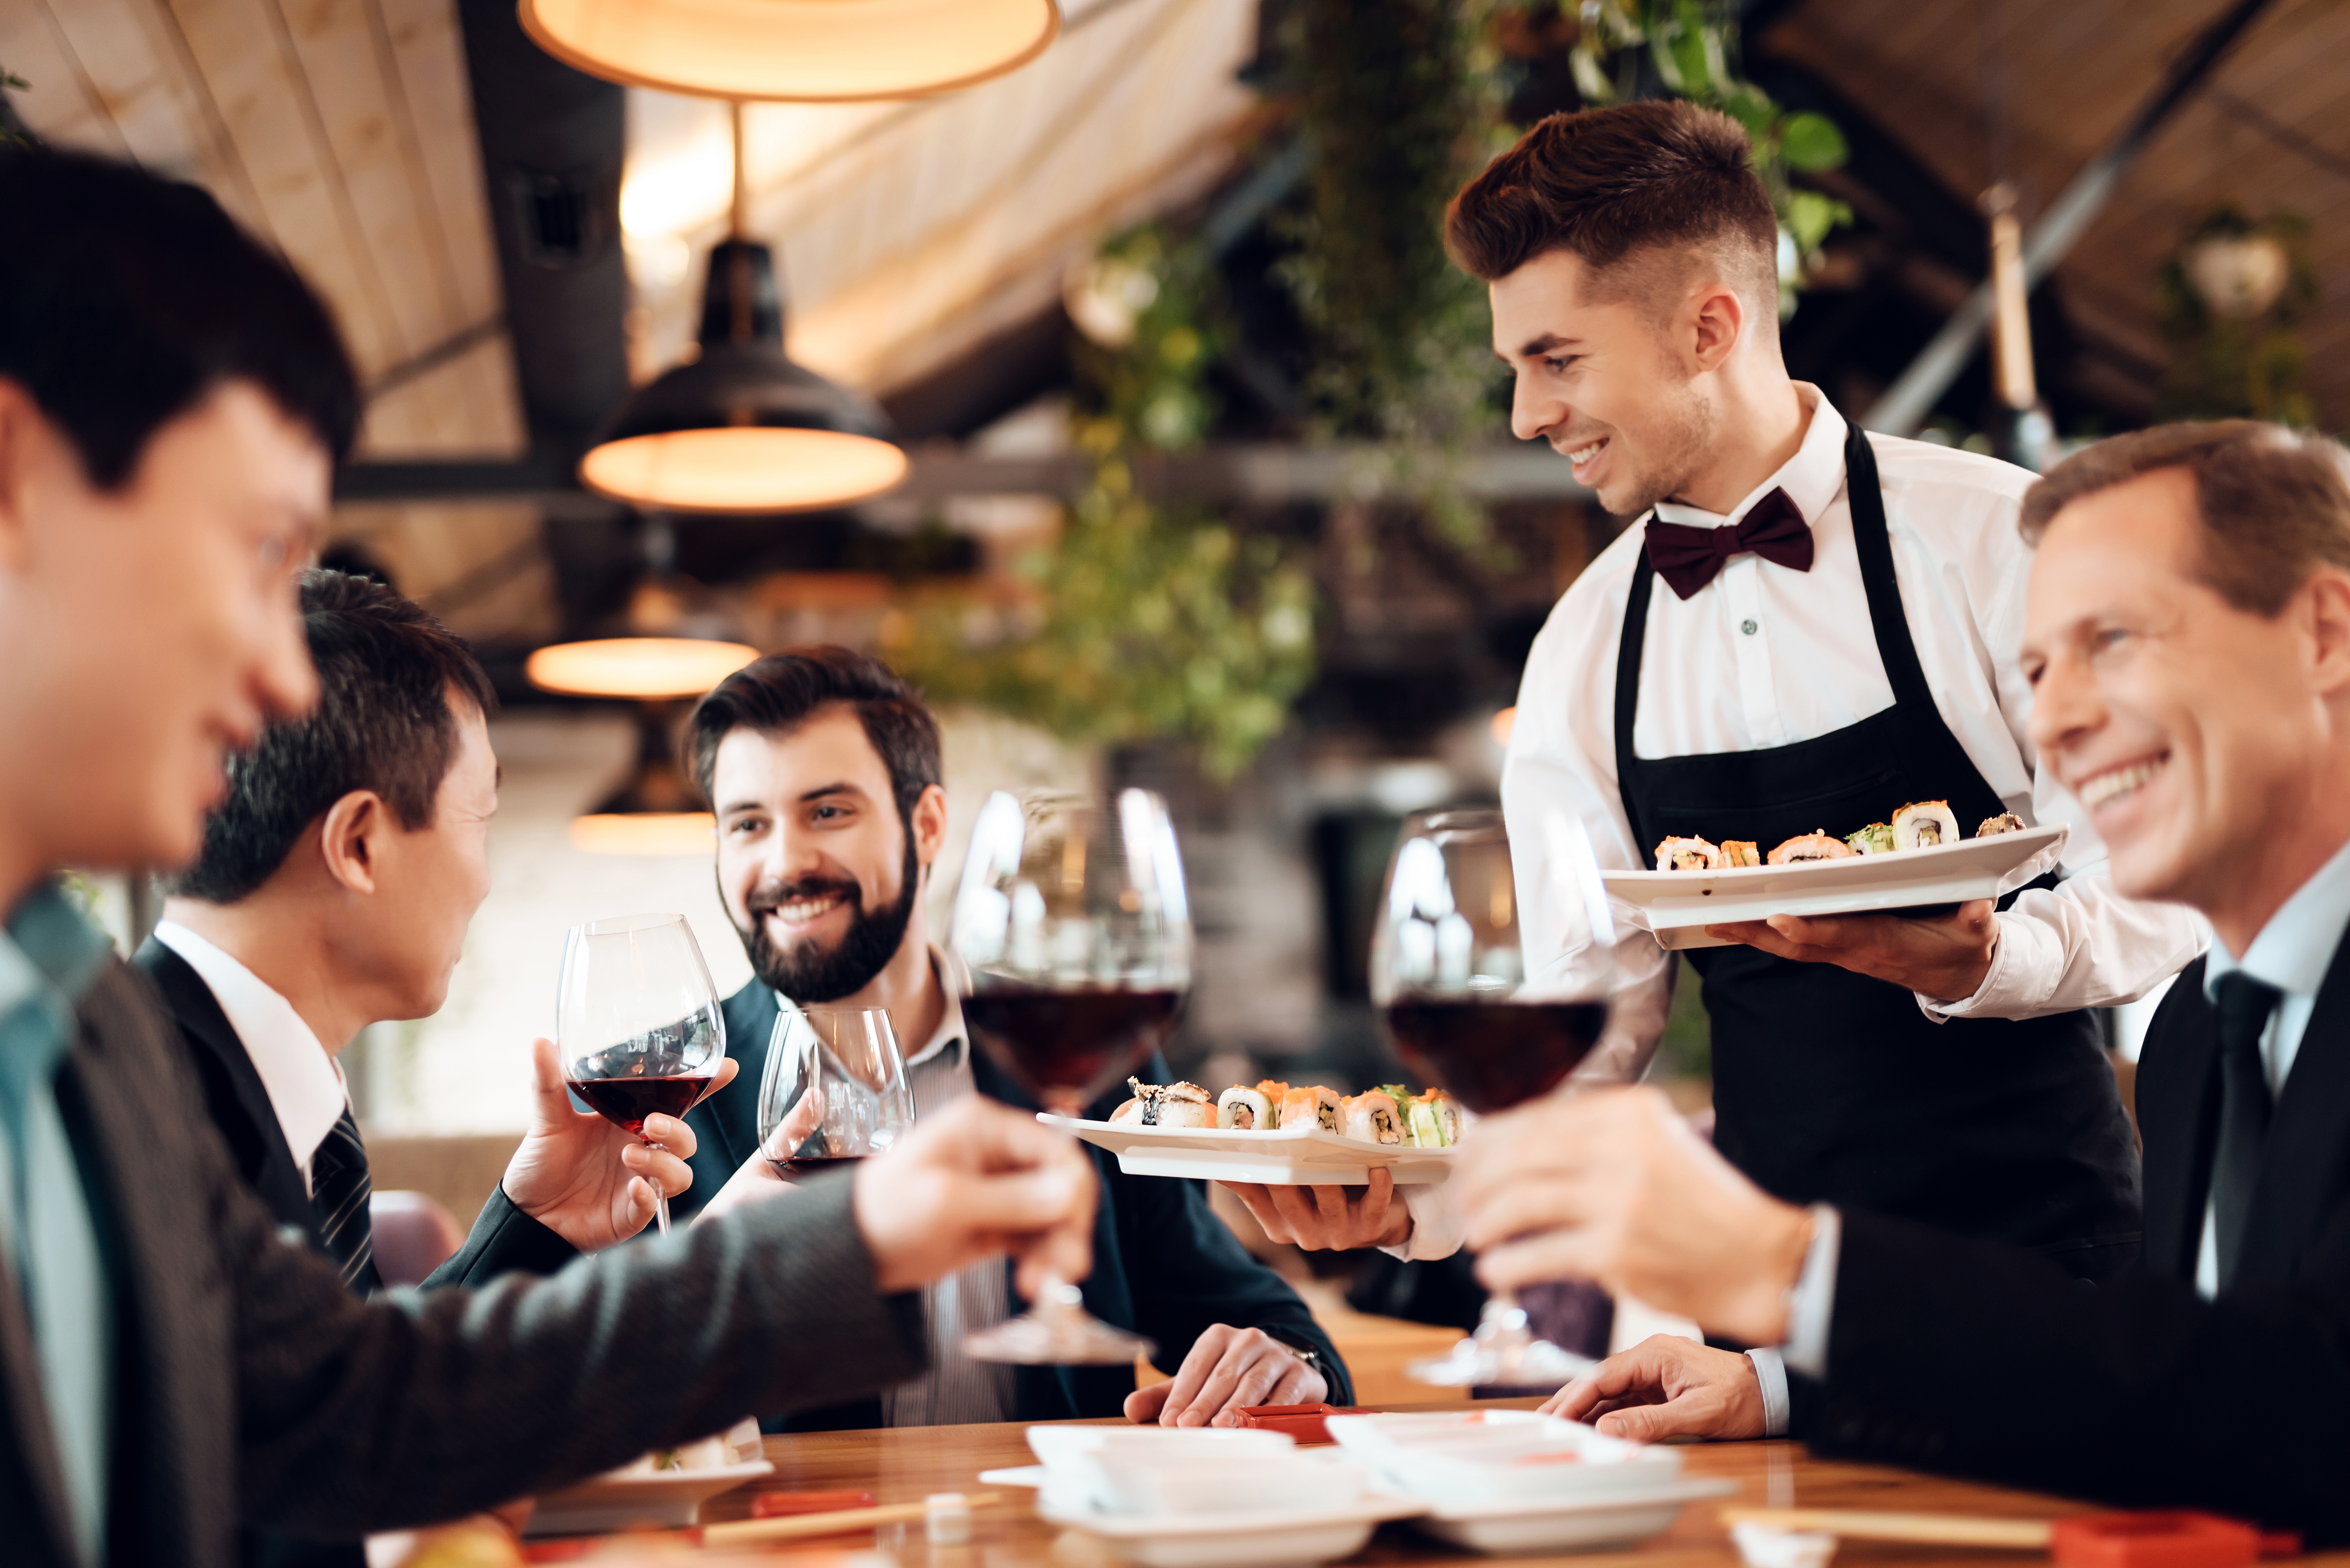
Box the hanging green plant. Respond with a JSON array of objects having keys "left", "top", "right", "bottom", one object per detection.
[
  {"left": 2156, "top": 205, "right": 2320, "bottom": 427},
  {"left": 890, "top": 227, "right": 1316, "bottom": 780},
  {"left": 1551, "top": 0, "right": 1852, "bottom": 314}
]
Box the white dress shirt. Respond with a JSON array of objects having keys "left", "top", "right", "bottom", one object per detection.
[
  {"left": 783, "top": 956, "right": 1015, "bottom": 1427},
  {"left": 2190, "top": 834, "right": 2350, "bottom": 1296},
  {"left": 152, "top": 921, "right": 348, "bottom": 1195},
  {"left": 1501, "top": 385, "right": 2206, "bottom": 1068}
]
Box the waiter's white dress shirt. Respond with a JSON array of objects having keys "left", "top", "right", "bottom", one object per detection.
[
  {"left": 784, "top": 956, "right": 1016, "bottom": 1427},
  {"left": 1501, "top": 385, "right": 2206, "bottom": 1069},
  {"left": 152, "top": 920, "right": 349, "bottom": 1195}
]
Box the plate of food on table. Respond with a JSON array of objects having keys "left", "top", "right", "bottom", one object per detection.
[
  {"left": 1602, "top": 800, "right": 2066, "bottom": 950},
  {"left": 1039, "top": 1076, "right": 1467, "bottom": 1185}
]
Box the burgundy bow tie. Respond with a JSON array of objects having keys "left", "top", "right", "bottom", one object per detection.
[{"left": 1644, "top": 487, "right": 1815, "bottom": 600}]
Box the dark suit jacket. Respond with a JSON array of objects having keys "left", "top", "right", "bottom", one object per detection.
[
  {"left": 1797, "top": 945, "right": 2350, "bottom": 1540},
  {"left": 678, "top": 979, "right": 1351, "bottom": 1423},
  {"left": 131, "top": 938, "right": 579, "bottom": 1290},
  {"left": 133, "top": 939, "right": 585, "bottom": 1568},
  {"left": 0, "top": 954, "right": 927, "bottom": 1568}
]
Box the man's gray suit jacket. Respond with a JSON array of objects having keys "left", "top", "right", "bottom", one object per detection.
[{"left": 0, "top": 956, "right": 926, "bottom": 1568}]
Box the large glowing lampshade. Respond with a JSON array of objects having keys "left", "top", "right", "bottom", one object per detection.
[
  {"left": 527, "top": 637, "right": 759, "bottom": 700},
  {"left": 518, "top": 0, "right": 1060, "bottom": 101}
]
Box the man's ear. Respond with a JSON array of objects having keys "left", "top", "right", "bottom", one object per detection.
[
  {"left": 316, "top": 789, "right": 387, "bottom": 895},
  {"left": 2305, "top": 568, "right": 2350, "bottom": 699},
  {"left": 911, "top": 783, "right": 950, "bottom": 871},
  {"left": 1687, "top": 282, "right": 1747, "bottom": 375}
]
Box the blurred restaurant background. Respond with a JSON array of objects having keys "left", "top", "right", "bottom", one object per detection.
[{"left": 5, "top": 0, "right": 2345, "bottom": 1331}]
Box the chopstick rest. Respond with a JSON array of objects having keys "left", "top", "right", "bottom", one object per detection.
[
  {"left": 1720, "top": 1508, "right": 2297, "bottom": 1567},
  {"left": 700, "top": 1491, "right": 1004, "bottom": 1549}
]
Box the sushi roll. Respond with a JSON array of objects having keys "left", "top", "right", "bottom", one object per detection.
[
  {"left": 1768, "top": 830, "right": 1855, "bottom": 864},
  {"left": 1845, "top": 822, "right": 1896, "bottom": 856},
  {"left": 1340, "top": 1089, "right": 1404, "bottom": 1145},
  {"left": 1722, "top": 840, "right": 1761, "bottom": 867},
  {"left": 1407, "top": 1089, "right": 1467, "bottom": 1148},
  {"left": 1113, "top": 1078, "right": 1163, "bottom": 1124},
  {"left": 1110, "top": 1097, "right": 1145, "bottom": 1125},
  {"left": 1654, "top": 835, "right": 1725, "bottom": 871},
  {"left": 1217, "top": 1085, "right": 1273, "bottom": 1131},
  {"left": 1891, "top": 800, "right": 1961, "bottom": 850},
  {"left": 1156, "top": 1082, "right": 1216, "bottom": 1129},
  {"left": 1278, "top": 1084, "right": 1340, "bottom": 1133},
  {"left": 1977, "top": 811, "right": 2027, "bottom": 837}
]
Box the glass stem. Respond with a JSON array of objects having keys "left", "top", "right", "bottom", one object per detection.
[{"left": 645, "top": 1134, "right": 671, "bottom": 1235}]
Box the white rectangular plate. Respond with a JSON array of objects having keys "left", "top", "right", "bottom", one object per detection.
[
  {"left": 1039, "top": 1113, "right": 1456, "bottom": 1186},
  {"left": 1408, "top": 1478, "right": 1738, "bottom": 1554},
  {"left": 524, "top": 1458, "right": 773, "bottom": 1536},
  {"left": 1038, "top": 1495, "right": 1426, "bottom": 1568},
  {"left": 1603, "top": 825, "right": 2065, "bottom": 950}
]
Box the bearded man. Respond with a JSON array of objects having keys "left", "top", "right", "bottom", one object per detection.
[{"left": 675, "top": 648, "right": 1349, "bottom": 1430}]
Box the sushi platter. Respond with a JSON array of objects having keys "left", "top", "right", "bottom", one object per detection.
[
  {"left": 1606, "top": 808, "right": 2066, "bottom": 951},
  {"left": 1042, "top": 1112, "right": 1458, "bottom": 1185}
]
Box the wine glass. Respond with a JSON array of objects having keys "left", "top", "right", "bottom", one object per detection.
[
  {"left": 947, "top": 788, "right": 1192, "bottom": 1365},
  {"left": 1371, "top": 807, "right": 1618, "bottom": 1389},
  {"left": 557, "top": 912, "right": 727, "bottom": 1236},
  {"left": 759, "top": 1006, "right": 915, "bottom": 1176}
]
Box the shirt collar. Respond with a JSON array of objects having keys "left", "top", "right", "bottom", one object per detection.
[
  {"left": 774, "top": 946, "right": 968, "bottom": 1073},
  {"left": 2202, "top": 834, "right": 2350, "bottom": 1004},
  {"left": 151, "top": 922, "right": 348, "bottom": 1182},
  {"left": 1651, "top": 382, "right": 1845, "bottom": 531},
  {"left": 0, "top": 882, "right": 111, "bottom": 1014},
  {"left": 0, "top": 882, "right": 113, "bottom": 1058}
]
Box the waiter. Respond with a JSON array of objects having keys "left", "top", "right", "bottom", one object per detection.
[{"left": 1426, "top": 101, "right": 2204, "bottom": 1283}]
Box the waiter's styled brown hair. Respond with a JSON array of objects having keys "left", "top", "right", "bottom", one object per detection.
[
  {"left": 1445, "top": 101, "right": 1780, "bottom": 328},
  {"left": 2020, "top": 421, "right": 2350, "bottom": 617}
]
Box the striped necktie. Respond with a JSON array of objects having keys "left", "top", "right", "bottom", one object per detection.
[{"left": 309, "top": 1108, "right": 381, "bottom": 1295}]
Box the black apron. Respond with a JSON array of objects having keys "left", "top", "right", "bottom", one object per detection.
[{"left": 1612, "top": 426, "right": 2141, "bottom": 1278}]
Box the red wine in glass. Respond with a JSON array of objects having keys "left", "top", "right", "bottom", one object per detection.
[
  {"left": 772, "top": 1154, "right": 865, "bottom": 1179},
  {"left": 960, "top": 986, "right": 1186, "bottom": 1110},
  {"left": 1381, "top": 999, "right": 1609, "bottom": 1114},
  {"left": 573, "top": 1073, "right": 716, "bottom": 1136}
]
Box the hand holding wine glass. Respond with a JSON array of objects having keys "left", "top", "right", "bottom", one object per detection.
[
  {"left": 1371, "top": 808, "right": 1618, "bottom": 1388},
  {"left": 501, "top": 1034, "right": 735, "bottom": 1249},
  {"left": 759, "top": 1007, "right": 914, "bottom": 1177},
  {"left": 557, "top": 913, "right": 728, "bottom": 1237}
]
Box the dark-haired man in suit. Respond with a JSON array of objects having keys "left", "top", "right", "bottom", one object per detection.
[
  {"left": 1447, "top": 421, "right": 2350, "bottom": 1540},
  {"left": 140, "top": 568, "right": 720, "bottom": 1303}
]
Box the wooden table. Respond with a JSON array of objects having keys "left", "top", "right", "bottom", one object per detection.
[{"left": 675, "top": 1400, "right": 2149, "bottom": 1568}]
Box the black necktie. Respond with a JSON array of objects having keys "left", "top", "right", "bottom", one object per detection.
[
  {"left": 2211, "top": 972, "right": 2282, "bottom": 1289},
  {"left": 310, "top": 1108, "right": 382, "bottom": 1295}
]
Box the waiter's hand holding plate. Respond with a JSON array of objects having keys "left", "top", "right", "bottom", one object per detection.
[{"left": 1704, "top": 897, "right": 2000, "bottom": 1003}]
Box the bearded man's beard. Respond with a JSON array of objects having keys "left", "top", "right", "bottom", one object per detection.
[{"left": 732, "top": 833, "right": 922, "bottom": 1002}]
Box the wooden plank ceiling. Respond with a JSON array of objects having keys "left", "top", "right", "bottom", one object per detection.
[{"left": 1761, "top": 0, "right": 2350, "bottom": 427}]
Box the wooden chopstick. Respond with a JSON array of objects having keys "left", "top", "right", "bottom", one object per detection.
[
  {"left": 700, "top": 1492, "right": 1005, "bottom": 1548},
  {"left": 1719, "top": 1507, "right": 2055, "bottom": 1548}
]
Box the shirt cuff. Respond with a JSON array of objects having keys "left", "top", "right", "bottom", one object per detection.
[
  {"left": 1744, "top": 1348, "right": 1790, "bottom": 1436},
  {"left": 1914, "top": 912, "right": 2047, "bottom": 1021},
  {"left": 1780, "top": 1205, "right": 1840, "bottom": 1379},
  {"left": 1380, "top": 1180, "right": 1467, "bottom": 1262}
]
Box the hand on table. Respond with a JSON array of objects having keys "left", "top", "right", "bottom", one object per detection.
[
  {"left": 853, "top": 1095, "right": 1096, "bottom": 1298},
  {"left": 1457, "top": 1085, "right": 1812, "bottom": 1347},
  {"left": 693, "top": 1085, "right": 831, "bottom": 1225},
  {"left": 1125, "top": 1325, "right": 1328, "bottom": 1427},
  {"left": 1221, "top": 1169, "right": 1412, "bottom": 1251},
  {"left": 1705, "top": 899, "right": 1998, "bottom": 1004},
  {"left": 1541, "top": 1334, "right": 1767, "bottom": 1441},
  {"left": 501, "top": 1037, "right": 733, "bottom": 1251}
]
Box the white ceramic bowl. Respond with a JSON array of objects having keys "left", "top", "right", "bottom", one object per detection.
[
  {"left": 1090, "top": 1451, "right": 1373, "bottom": 1516},
  {"left": 1325, "top": 1411, "right": 1680, "bottom": 1504},
  {"left": 1027, "top": 1425, "right": 1299, "bottom": 1513}
]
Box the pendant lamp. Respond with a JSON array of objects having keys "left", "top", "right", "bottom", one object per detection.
[
  {"left": 526, "top": 637, "right": 761, "bottom": 856},
  {"left": 580, "top": 105, "right": 908, "bottom": 514},
  {"left": 519, "top": 0, "right": 1060, "bottom": 102}
]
